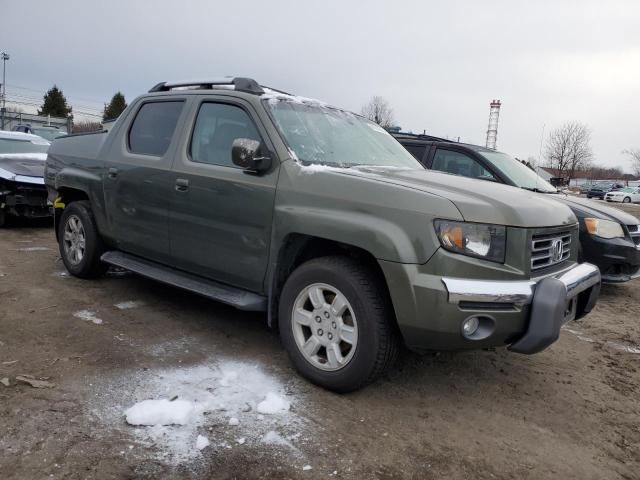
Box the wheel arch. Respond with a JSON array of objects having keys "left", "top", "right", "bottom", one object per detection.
[
  {"left": 53, "top": 187, "right": 90, "bottom": 241},
  {"left": 266, "top": 234, "right": 395, "bottom": 331}
]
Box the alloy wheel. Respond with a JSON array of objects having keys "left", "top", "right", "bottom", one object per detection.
[
  {"left": 291, "top": 283, "right": 358, "bottom": 371},
  {"left": 63, "top": 214, "right": 86, "bottom": 265}
]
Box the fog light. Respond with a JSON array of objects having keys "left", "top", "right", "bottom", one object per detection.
[{"left": 462, "top": 316, "right": 480, "bottom": 338}]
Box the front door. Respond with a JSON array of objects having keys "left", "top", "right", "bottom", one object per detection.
[
  {"left": 169, "top": 98, "right": 278, "bottom": 293},
  {"left": 103, "top": 98, "right": 187, "bottom": 262}
]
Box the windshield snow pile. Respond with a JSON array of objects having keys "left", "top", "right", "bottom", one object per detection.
[{"left": 265, "top": 97, "right": 420, "bottom": 170}]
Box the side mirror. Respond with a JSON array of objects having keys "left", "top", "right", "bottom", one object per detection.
[{"left": 232, "top": 138, "right": 271, "bottom": 173}]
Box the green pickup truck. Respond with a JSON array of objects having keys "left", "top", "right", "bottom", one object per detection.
[{"left": 45, "top": 78, "right": 601, "bottom": 392}]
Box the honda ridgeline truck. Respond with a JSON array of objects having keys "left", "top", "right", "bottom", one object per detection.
[{"left": 45, "top": 78, "right": 601, "bottom": 392}]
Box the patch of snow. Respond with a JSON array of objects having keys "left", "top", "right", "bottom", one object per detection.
[
  {"left": 563, "top": 327, "right": 640, "bottom": 353},
  {"left": 124, "top": 399, "right": 195, "bottom": 426},
  {"left": 0, "top": 152, "right": 49, "bottom": 160},
  {"left": 96, "top": 359, "right": 302, "bottom": 464},
  {"left": 298, "top": 163, "right": 346, "bottom": 175},
  {"left": 302, "top": 465, "right": 312, "bottom": 471},
  {"left": 257, "top": 392, "right": 290, "bottom": 414},
  {"left": 606, "top": 341, "right": 640, "bottom": 354},
  {"left": 114, "top": 300, "right": 145, "bottom": 310},
  {"left": 261, "top": 430, "right": 294, "bottom": 449},
  {"left": 195, "top": 434, "right": 210, "bottom": 450},
  {"left": 17, "top": 247, "right": 50, "bottom": 252},
  {"left": 73, "top": 309, "right": 102, "bottom": 325}
]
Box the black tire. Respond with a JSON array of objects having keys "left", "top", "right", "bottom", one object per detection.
[
  {"left": 58, "top": 201, "right": 108, "bottom": 278},
  {"left": 586, "top": 196, "right": 592, "bottom": 199},
  {"left": 0, "top": 209, "right": 5, "bottom": 228},
  {"left": 279, "top": 256, "right": 399, "bottom": 393},
  {"left": 623, "top": 197, "right": 631, "bottom": 203}
]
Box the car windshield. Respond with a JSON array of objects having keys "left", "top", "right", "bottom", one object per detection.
[
  {"left": 31, "top": 128, "right": 66, "bottom": 141},
  {"left": 478, "top": 151, "right": 557, "bottom": 193},
  {"left": 265, "top": 98, "right": 421, "bottom": 169},
  {"left": 0, "top": 138, "right": 50, "bottom": 154},
  {"left": 618, "top": 187, "right": 636, "bottom": 193}
]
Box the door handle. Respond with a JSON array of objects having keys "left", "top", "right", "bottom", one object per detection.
[
  {"left": 108, "top": 167, "right": 119, "bottom": 179},
  {"left": 175, "top": 178, "right": 189, "bottom": 192}
]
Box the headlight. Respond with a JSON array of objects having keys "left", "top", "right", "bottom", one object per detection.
[
  {"left": 434, "top": 220, "right": 506, "bottom": 263},
  {"left": 584, "top": 218, "right": 624, "bottom": 239}
]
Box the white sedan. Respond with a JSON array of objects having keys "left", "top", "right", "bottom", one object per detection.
[{"left": 604, "top": 187, "right": 640, "bottom": 203}]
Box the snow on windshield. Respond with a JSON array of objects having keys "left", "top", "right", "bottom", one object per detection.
[{"left": 264, "top": 97, "right": 420, "bottom": 169}]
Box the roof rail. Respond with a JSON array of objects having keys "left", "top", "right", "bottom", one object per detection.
[
  {"left": 392, "top": 131, "right": 451, "bottom": 142},
  {"left": 148, "top": 77, "right": 265, "bottom": 95}
]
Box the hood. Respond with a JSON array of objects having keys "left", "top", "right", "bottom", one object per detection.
[
  {"left": 552, "top": 194, "right": 639, "bottom": 225},
  {"left": 0, "top": 153, "right": 47, "bottom": 183},
  {"left": 335, "top": 166, "right": 577, "bottom": 228}
]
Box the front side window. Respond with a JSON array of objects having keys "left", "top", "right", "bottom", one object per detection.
[
  {"left": 190, "top": 103, "right": 261, "bottom": 167},
  {"left": 432, "top": 149, "right": 496, "bottom": 181},
  {"left": 266, "top": 99, "right": 421, "bottom": 169},
  {"left": 128, "top": 101, "right": 184, "bottom": 156}
]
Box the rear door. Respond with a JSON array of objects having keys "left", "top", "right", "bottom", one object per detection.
[
  {"left": 168, "top": 96, "right": 278, "bottom": 292},
  {"left": 103, "top": 98, "right": 187, "bottom": 263}
]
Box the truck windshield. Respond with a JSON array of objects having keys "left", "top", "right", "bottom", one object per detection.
[
  {"left": 265, "top": 98, "right": 421, "bottom": 169},
  {"left": 478, "top": 151, "right": 557, "bottom": 193},
  {"left": 0, "top": 138, "right": 50, "bottom": 154}
]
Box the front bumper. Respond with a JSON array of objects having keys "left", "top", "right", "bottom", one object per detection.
[
  {"left": 580, "top": 232, "right": 640, "bottom": 283},
  {"left": 379, "top": 259, "right": 601, "bottom": 354},
  {"left": 443, "top": 263, "right": 601, "bottom": 353}
]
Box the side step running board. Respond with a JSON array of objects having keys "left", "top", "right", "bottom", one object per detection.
[{"left": 101, "top": 251, "right": 267, "bottom": 312}]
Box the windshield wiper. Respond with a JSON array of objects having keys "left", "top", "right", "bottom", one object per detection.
[{"left": 521, "top": 186, "right": 557, "bottom": 194}]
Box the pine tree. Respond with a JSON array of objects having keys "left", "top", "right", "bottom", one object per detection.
[
  {"left": 38, "top": 85, "right": 72, "bottom": 117},
  {"left": 103, "top": 92, "right": 127, "bottom": 121}
]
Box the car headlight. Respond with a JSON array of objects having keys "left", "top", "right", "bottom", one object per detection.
[
  {"left": 434, "top": 220, "right": 506, "bottom": 263},
  {"left": 584, "top": 218, "right": 624, "bottom": 239}
]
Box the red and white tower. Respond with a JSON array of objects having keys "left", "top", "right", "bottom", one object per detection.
[{"left": 485, "top": 99, "right": 501, "bottom": 150}]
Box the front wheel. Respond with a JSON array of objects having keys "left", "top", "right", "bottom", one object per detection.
[
  {"left": 623, "top": 197, "right": 631, "bottom": 203},
  {"left": 279, "top": 256, "right": 399, "bottom": 392},
  {"left": 58, "top": 201, "right": 108, "bottom": 278}
]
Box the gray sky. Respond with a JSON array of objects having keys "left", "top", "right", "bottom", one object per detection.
[{"left": 3, "top": 0, "right": 639, "bottom": 171}]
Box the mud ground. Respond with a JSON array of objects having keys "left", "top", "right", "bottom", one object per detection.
[{"left": 1, "top": 201, "right": 639, "bottom": 479}]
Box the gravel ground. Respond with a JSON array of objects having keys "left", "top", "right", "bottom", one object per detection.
[{"left": 0, "top": 201, "right": 639, "bottom": 479}]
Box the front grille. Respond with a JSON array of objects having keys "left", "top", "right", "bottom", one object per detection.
[{"left": 531, "top": 231, "right": 571, "bottom": 271}]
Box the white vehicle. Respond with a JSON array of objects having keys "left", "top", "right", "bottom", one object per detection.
[{"left": 605, "top": 187, "right": 640, "bottom": 204}]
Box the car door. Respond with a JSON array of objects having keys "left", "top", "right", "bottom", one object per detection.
[
  {"left": 429, "top": 147, "right": 497, "bottom": 181},
  {"left": 102, "top": 98, "right": 187, "bottom": 263},
  {"left": 168, "top": 97, "right": 278, "bottom": 292}
]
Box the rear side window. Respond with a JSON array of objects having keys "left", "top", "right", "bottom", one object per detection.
[
  {"left": 432, "top": 149, "right": 495, "bottom": 181},
  {"left": 190, "top": 103, "right": 261, "bottom": 167},
  {"left": 128, "top": 101, "right": 184, "bottom": 156},
  {"left": 403, "top": 143, "right": 427, "bottom": 162}
]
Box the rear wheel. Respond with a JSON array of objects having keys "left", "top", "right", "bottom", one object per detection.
[
  {"left": 0, "top": 209, "right": 5, "bottom": 227},
  {"left": 279, "top": 256, "right": 399, "bottom": 392},
  {"left": 58, "top": 201, "right": 107, "bottom": 278}
]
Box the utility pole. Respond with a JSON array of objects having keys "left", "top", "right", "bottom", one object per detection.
[{"left": 1, "top": 52, "right": 9, "bottom": 130}]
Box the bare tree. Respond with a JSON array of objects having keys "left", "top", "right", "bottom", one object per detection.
[
  {"left": 361, "top": 96, "right": 395, "bottom": 128},
  {"left": 545, "top": 121, "right": 592, "bottom": 181},
  {"left": 622, "top": 148, "right": 640, "bottom": 176}
]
